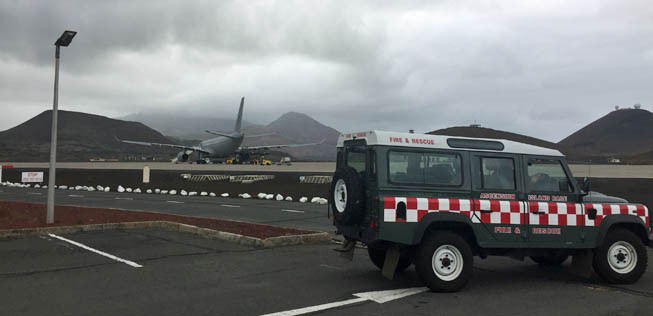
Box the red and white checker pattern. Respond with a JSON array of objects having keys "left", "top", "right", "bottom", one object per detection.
[
  {"left": 383, "top": 197, "right": 650, "bottom": 228},
  {"left": 383, "top": 197, "right": 472, "bottom": 223},
  {"left": 583, "top": 203, "right": 649, "bottom": 227},
  {"left": 528, "top": 202, "right": 584, "bottom": 227}
]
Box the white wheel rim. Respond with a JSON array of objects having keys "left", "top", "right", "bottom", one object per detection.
[
  {"left": 334, "top": 179, "right": 347, "bottom": 213},
  {"left": 608, "top": 241, "right": 637, "bottom": 274},
  {"left": 431, "top": 244, "right": 463, "bottom": 281}
]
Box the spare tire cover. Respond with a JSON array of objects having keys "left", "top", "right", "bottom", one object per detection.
[{"left": 330, "top": 166, "right": 365, "bottom": 225}]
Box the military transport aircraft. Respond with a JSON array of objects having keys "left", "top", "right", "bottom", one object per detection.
[{"left": 118, "top": 97, "right": 321, "bottom": 163}]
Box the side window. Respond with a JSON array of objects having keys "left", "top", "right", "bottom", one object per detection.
[
  {"left": 527, "top": 159, "right": 572, "bottom": 192},
  {"left": 389, "top": 151, "right": 462, "bottom": 186},
  {"left": 481, "top": 157, "right": 515, "bottom": 190},
  {"left": 389, "top": 151, "right": 423, "bottom": 183},
  {"left": 425, "top": 153, "right": 462, "bottom": 185}
]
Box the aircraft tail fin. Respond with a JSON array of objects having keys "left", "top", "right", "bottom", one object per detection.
[{"left": 234, "top": 97, "right": 244, "bottom": 132}]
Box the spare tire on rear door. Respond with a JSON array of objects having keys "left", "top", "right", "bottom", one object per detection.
[{"left": 330, "top": 166, "right": 365, "bottom": 225}]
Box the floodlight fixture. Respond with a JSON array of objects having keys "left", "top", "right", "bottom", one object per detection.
[{"left": 54, "top": 30, "right": 77, "bottom": 47}]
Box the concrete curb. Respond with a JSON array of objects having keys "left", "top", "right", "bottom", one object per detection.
[{"left": 0, "top": 221, "right": 330, "bottom": 248}]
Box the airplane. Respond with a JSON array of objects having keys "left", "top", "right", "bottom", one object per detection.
[{"left": 117, "top": 97, "right": 322, "bottom": 164}]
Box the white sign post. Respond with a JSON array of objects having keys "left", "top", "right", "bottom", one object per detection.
[
  {"left": 0, "top": 166, "right": 3, "bottom": 183},
  {"left": 22, "top": 172, "right": 44, "bottom": 183}
]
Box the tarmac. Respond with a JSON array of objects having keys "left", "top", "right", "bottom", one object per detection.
[
  {"left": 1, "top": 228, "right": 652, "bottom": 315},
  {"left": 3, "top": 161, "right": 653, "bottom": 178}
]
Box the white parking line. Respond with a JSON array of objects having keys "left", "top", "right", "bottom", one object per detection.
[
  {"left": 166, "top": 201, "right": 184, "bottom": 204},
  {"left": 47, "top": 233, "right": 143, "bottom": 268},
  {"left": 281, "top": 209, "right": 305, "bottom": 213},
  {"left": 220, "top": 204, "right": 241, "bottom": 208},
  {"left": 114, "top": 197, "right": 133, "bottom": 200},
  {"left": 28, "top": 192, "right": 43, "bottom": 195},
  {"left": 68, "top": 194, "right": 84, "bottom": 198}
]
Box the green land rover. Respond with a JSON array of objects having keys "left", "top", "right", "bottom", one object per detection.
[{"left": 330, "top": 131, "right": 652, "bottom": 292}]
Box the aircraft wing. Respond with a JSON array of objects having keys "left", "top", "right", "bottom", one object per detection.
[
  {"left": 116, "top": 137, "right": 210, "bottom": 154},
  {"left": 238, "top": 140, "right": 325, "bottom": 151}
]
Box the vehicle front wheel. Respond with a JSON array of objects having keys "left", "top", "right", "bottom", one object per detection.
[
  {"left": 593, "top": 229, "right": 648, "bottom": 284},
  {"left": 367, "top": 247, "right": 412, "bottom": 273},
  {"left": 415, "top": 231, "right": 473, "bottom": 292}
]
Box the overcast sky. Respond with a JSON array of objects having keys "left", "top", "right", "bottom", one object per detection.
[{"left": 1, "top": 0, "right": 651, "bottom": 142}]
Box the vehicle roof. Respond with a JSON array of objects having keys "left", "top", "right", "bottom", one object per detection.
[{"left": 337, "top": 130, "right": 564, "bottom": 157}]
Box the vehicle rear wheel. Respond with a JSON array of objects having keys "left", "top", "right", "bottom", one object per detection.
[
  {"left": 530, "top": 254, "right": 569, "bottom": 265},
  {"left": 415, "top": 231, "right": 473, "bottom": 292},
  {"left": 593, "top": 229, "right": 647, "bottom": 284},
  {"left": 367, "top": 247, "right": 412, "bottom": 273},
  {"left": 329, "top": 167, "right": 365, "bottom": 225}
]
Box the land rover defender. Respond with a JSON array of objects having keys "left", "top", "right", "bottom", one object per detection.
[{"left": 330, "top": 131, "right": 652, "bottom": 292}]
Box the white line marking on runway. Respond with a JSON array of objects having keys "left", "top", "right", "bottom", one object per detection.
[
  {"left": 47, "top": 233, "right": 143, "bottom": 268},
  {"left": 281, "top": 209, "right": 305, "bottom": 213},
  {"left": 68, "top": 194, "right": 84, "bottom": 198},
  {"left": 28, "top": 192, "right": 43, "bottom": 195},
  {"left": 166, "top": 201, "right": 184, "bottom": 204},
  {"left": 220, "top": 204, "right": 240, "bottom": 208},
  {"left": 114, "top": 197, "right": 133, "bottom": 200},
  {"left": 261, "top": 287, "right": 428, "bottom": 316}
]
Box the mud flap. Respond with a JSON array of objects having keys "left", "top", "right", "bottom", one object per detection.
[
  {"left": 381, "top": 245, "right": 400, "bottom": 280},
  {"left": 334, "top": 239, "right": 356, "bottom": 261},
  {"left": 569, "top": 250, "right": 593, "bottom": 279}
]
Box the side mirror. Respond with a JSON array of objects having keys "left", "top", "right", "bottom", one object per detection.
[{"left": 580, "top": 177, "right": 590, "bottom": 196}]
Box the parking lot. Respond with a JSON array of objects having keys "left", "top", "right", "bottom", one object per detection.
[{"left": 2, "top": 228, "right": 652, "bottom": 316}]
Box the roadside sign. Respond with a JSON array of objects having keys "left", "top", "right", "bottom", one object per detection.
[{"left": 22, "top": 172, "right": 44, "bottom": 183}]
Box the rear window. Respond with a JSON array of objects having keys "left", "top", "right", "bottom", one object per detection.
[
  {"left": 347, "top": 149, "right": 366, "bottom": 174},
  {"left": 389, "top": 151, "right": 462, "bottom": 186}
]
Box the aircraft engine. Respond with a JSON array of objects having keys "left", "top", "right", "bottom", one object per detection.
[{"left": 176, "top": 150, "right": 191, "bottom": 162}]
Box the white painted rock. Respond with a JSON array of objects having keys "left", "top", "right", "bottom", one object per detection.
[
  {"left": 285, "top": 196, "right": 293, "bottom": 202},
  {"left": 240, "top": 193, "right": 252, "bottom": 199},
  {"left": 275, "top": 194, "right": 284, "bottom": 201},
  {"left": 209, "top": 192, "right": 216, "bottom": 197},
  {"left": 96, "top": 185, "right": 104, "bottom": 191},
  {"left": 169, "top": 190, "right": 177, "bottom": 195},
  {"left": 117, "top": 185, "right": 125, "bottom": 193},
  {"left": 69, "top": 187, "right": 75, "bottom": 190},
  {"left": 104, "top": 187, "right": 111, "bottom": 192},
  {"left": 200, "top": 192, "right": 208, "bottom": 196},
  {"left": 265, "top": 194, "right": 274, "bottom": 200},
  {"left": 34, "top": 184, "right": 41, "bottom": 188},
  {"left": 126, "top": 188, "right": 133, "bottom": 193},
  {"left": 155, "top": 189, "right": 161, "bottom": 194},
  {"left": 181, "top": 190, "right": 188, "bottom": 196},
  {"left": 42, "top": 185, "right": 48, "bottom": 189},
  {"left": 221, "top": 193, "right": 229, "bottom": 197},
  {"left": 189, "top": 191, "right": 198, "bottom": 196},
  {"left": 299, "top": 197, "right": 308, "bottom": 203},
  {"left": 257, "top": 193, "right": 267, "bottom": 199},
  {"left": 87, "top": 187, "right": 95, "bottom": 192},
  {"left": 134, "top": 188, "right": 141, "bottom": 193},
  {"left": 161, "top": 190, "right": 168, "bottom": 194},
  {"left": 59, "top": 185, "right": 68, "bottom": 190},
  {"left": 146, "top": 189, "right": 153, "bottom": 194},
  {"left": 318, "top": 198, "right": 328, "bottom": 205}
]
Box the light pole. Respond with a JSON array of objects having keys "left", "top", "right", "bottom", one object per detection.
[{"left": 47, "top": 30, "right": 77, "bottom": 224}]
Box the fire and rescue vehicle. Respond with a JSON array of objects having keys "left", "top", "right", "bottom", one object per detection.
[{"left": 331, "top": 130, "right": 652, "bottom": 292}]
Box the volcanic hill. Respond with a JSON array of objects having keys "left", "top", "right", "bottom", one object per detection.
[
  {"left": 559, "top": 108, "right": 653, "bottom": 160},
  {"left": 0, "top": 110, "right": 176, "bottom": 162}
]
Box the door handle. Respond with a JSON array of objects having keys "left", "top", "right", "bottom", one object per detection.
[
  {"left": 479, "top": 209, "right": 493, "bottom": 213},
  {"left": 531, "top": 211, "right": 545, "bottom": 215}
]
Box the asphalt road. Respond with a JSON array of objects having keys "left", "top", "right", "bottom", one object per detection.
[
  {"left": 3, "top": 162, "right": 653, "bottom": 178},
  {"left": 1, "top": 229, "right": 652, "bottom": 316},
  {"left": 0, "top": 186, "right": 334, "bottom": 233}
]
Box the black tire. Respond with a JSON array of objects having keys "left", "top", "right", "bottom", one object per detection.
[
  {"left": 329, "top": 167, "right": 365, "bottom": 225},
  {"left": 530, "top": 254, "right": 569, "bottom": 265},
  {"left": 593, "top": 229, "right": 648, "bottom": 284},
  {"left": 415, "top": 231, "right": 473, "bottom": 292},
  {"left": 367, "top": 247, "right": 412, "bottom": 273}
]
